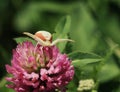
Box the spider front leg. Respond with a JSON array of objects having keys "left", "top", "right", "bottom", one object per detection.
[
  {"left": 51, "top": 39, "right": 74, "bottom": 46},
  {"left": 23, "top": 32, "right": 48, "bottom": 46}
]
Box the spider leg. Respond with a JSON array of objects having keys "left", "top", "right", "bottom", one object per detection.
[
  {"left": 51, "top": 39, "right": 74, "bottom": 46},
  {"left": 23, "top": 32, "right": 47, "bottom": 46}
]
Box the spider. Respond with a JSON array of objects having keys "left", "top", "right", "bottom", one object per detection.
[{"left": 23, "top": 31, "right": 74, "bottom": 46}]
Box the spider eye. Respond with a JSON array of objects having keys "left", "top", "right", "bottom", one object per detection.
[{"left": 35, "top": 31, "right": 52, "bottom": 42}]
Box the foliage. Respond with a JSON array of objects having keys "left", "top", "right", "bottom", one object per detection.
[{"left": 0, "top": 0, "right": 120, "bottom": 92}]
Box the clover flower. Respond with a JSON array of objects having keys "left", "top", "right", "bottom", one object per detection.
[{"left": 6, "top": 41, "right": 74, "bottom": 92}]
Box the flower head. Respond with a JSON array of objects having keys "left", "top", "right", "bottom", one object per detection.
[{"left": 6, "top": 41, "right": 74, "bottom": 92}]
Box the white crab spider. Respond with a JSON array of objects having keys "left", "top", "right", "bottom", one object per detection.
[{"left": 23, "top": 31, "right": 74, "bottom": 46}]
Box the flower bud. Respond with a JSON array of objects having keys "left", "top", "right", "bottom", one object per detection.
[{"left": 77, "top": 79, "right": 95, "bottom": 92}]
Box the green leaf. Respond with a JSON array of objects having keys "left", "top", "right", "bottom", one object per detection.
[
  {"left": 69, "top": 51, "right": 103, "bottom": 80},
  {"left": 0, "top": 77, "right": 7, "bottom": 88},
  {"left": 72, "top": 59, "right": 102, "bottom": 68},
  {"left": 68, "top": 51, "right": 102, "bottom": 60},
  {"left": 97, "top": 60, "right": 120, "bottom": 83},
  {"left": 69, "top": 51, "right": 102, "bottom": 68},
  {"left": 96, "top": 44, "right": 120, "bottom": 83},
  {"left": 53, "top": 15, "right": 71, "bottom": 52},
  {"left": 54, "top": 15, "right": 71, "bottom": 34},
  {"left": 14, "top": 37, "right": 36, "bottom": 45},
  {"left": 0, "top": 76, "right": 14, "bottom": 92}
]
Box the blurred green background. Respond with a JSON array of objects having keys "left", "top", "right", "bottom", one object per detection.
[{"left": 0, "top": 0, "right": 120, "bottom": 92}]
